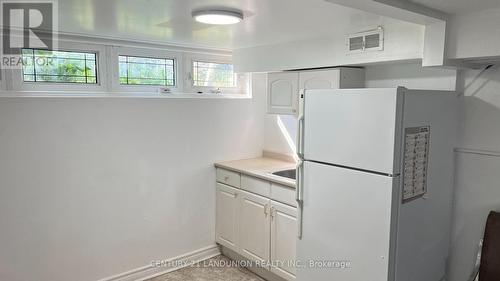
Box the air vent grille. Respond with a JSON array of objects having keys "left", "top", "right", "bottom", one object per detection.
[
  {"left": 347, "top": 27, "right": 384, "bottom": 53},
  {"left": 365, "top": 33, "right": 380, "bottom": 49},
  {"left": 349, "top": 36, "right": 364, "bottom": 51}
]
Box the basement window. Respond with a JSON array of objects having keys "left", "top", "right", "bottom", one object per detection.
[
  {"left": 119, "top": 55, "right": 175, "bottom": 86},
  {"left": 192, "top": 61, "right": 236, "bottom": 88},
  {"left": 22, "top": 49, "right": 98, "bottom": 83}
]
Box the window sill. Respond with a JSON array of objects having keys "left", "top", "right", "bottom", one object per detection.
[{"left": 0, "top": 90, "right": 251, "bottom": 99}]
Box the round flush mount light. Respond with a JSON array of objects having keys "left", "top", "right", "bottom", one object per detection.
[{"left": 192, "top": 9, "right": 243, "bottom": 25}]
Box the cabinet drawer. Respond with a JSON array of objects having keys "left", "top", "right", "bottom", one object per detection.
[
  {"left": 271, "top": 183, "right": 297, "bottom": 207},
  {"left": 216, "top": 168, "right": 241, "bottom": 188},
  {"left": 241, "top": 175, "right": 271, "bottom": 197}
]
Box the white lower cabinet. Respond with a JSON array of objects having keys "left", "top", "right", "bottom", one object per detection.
[
  {"left": 270, "top": 202, "right": 298, "bottom": 280},
  {"left": 215, "top": 183, "right": 240, "bottom": 252},
  {"left": 215, "top": 169, "right": 297, "bottom": 281},
  {"left": 239, "top": 190, "right": 271, "bottom": 266}
]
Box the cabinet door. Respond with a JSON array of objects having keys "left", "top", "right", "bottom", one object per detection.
[
  {"left": 267, "top": 72, "right": 299, "bottom": 115},
  {"left": 299, "top": 69, "right": 340, "bottom": 90},
  {"left": 216, "top": 183, "right": 239, "bottom": 252},
  {"left": 270, "top": 201, "right": 298, "bottom": 280},
  {"left": 239, "top": 190, "right": 271, "bottom": 266}
]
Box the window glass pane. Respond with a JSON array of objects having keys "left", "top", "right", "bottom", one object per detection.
[
  {"left": 22, "top": 49, "right": 33, "bottom": 56},
  {"left": 36, "top": 75, "right": 87, "bottom": 83},
  {"left": 192, "top": 61, "right": 236, "bottom": 88},
  {"left": 23, "top": 55, "right": 35, "bottom": 75},
  {"left": 23, "top": 74, "right": 35, "bottom": 81},
  {"left": 86, "top": 61, "right": 96, "bottom": 77},
  {"left": 21, "top": 49, "right": 98, "bottom": 84},
  {"left": 119, "top": 55, "right": 175, "bottom": 86}
]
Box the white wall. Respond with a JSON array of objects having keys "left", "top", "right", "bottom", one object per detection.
[
  {"left": 447, "top": 9, "right": 500, "bottom": 60},
  {"left": 234, "top": 7, "right": 500, "bottom": 71},
  {"left": 448, "top": 65, "right": 500, "bottom": 281},
  {"left": 263, "top": 115, "right": 297, "bottom": 157},
  {"left": 456, "top": 66, "right": 500, "bottom": 150},
  {"left": 449, "top": 153, "right": 500, "bottom": 281},
  {"left": 234, "top": 18, "right": 424, "bottom": 72},
  {"left": 365, "top": 63, "right": 457, "bottom": 90},
  {"left": 0, "top": 75, "right": 267, "bottom": 281}
]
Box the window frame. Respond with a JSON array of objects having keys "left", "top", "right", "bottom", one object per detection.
[
  {"left": 111, "top": 46, "right": 183, "bottom": 93},
  {"left": 184, "top": 54, "right": 248, "bottom": 95},
  {"left": 0, "top": 35, "right": 249, "bottom": 98},
  {"left": 10, "top": 41, "right": 108, "bottom": 93}
]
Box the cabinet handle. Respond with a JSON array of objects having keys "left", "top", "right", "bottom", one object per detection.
[
  {"left": 224, "top": 176, "right": 229, "bottom": 182},
  {"left": 264, "top": 203, "right": 269, "bottom": 217},
  {"left": 270, "top": 207, "right": 276, "bottom": 219}
]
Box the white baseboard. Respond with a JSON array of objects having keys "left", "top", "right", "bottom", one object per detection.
[{"left": 99, "top": 245, "right": 220, "bottom": 281}]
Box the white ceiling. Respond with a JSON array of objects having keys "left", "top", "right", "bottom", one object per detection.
[
  {"left": 409, "top": 0, "right": 500, "bottom": 15},
  {"left": 56, "top": 0, "right": 499, "bottom": 50},
  {"left": 57, "top": 0, "right": 383, "bottom": 50}
]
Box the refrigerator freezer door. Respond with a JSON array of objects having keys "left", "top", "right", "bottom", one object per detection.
[
  {"left": 297, "top": 161, "right": 397, "bottom": 281},
  {"left": 303, "top": 88, "right": 403, "bottom": 175}
]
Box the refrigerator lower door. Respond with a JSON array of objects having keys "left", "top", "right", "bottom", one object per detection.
[{"left": 297, "top": 161, "right": 398, "bottom": 281}]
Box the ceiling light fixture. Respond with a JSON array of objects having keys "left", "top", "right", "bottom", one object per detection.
[{"left": 192, "top": 9, "right": 243, "bottom": 25}]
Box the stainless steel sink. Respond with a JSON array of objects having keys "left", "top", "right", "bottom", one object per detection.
[{"left": 272, "top": 169, "right": 296, "bottom": 180}]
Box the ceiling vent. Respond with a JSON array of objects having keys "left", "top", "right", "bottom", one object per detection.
[{"left": 347, "top": 27, "right": 384, "bottom": 53}]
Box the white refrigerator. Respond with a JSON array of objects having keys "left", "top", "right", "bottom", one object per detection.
[{"left": 295, "top": 87, "right": 458, "bottom": 281}]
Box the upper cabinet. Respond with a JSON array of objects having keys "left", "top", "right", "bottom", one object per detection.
[
  {"left": 267, "top": 68, "right": 365, "bottom": 115},
  {"left": 267, "top": 72, "right": 299, "bottom": 115},
  {"left": 299, "top": 68, "right": 341, "bottom": 90}
]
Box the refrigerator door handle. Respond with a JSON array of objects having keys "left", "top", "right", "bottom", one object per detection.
[
  {"left": 296, "top": 160, "right": 304, "bottom": 239},
  {"left": 297, "top": 115, "right": 305, "bottom": 159},
  {"left": 295, "top": 160, "right": 304, "bottom": 201},
  {"left": 296, "top": 89, "right": 305, "bottom": 159}
]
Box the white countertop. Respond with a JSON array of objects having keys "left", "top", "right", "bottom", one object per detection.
[{"left": 215, "top": 157, "right": 297, "bottom": 188}]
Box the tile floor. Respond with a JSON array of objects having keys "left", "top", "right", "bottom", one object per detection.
[{"left": 148, "top": 255, "right": 265, "bottom": 281}]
